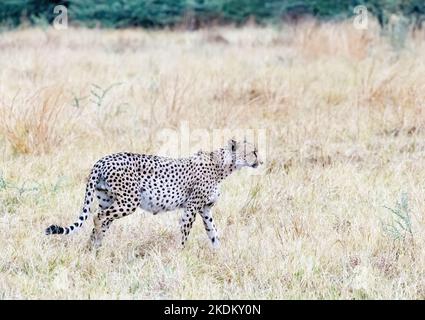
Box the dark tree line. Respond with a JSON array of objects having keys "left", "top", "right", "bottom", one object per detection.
[{"left": 0, "top": 0, "right": 424, "bottom": 29}]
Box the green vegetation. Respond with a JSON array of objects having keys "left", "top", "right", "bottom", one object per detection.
[
  {"left": 1, "top": 0, "right": 425, "bottom": 29},
  {"left": 383, "top": 193, "right": 414, "bottom": 243}
]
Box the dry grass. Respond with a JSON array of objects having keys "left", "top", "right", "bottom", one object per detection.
[
  {"left": 1, "top": 20, "right": 425, "bottom": 299},
  {"left": 0, "top": 87, "right": 80, "bottom": 154}
]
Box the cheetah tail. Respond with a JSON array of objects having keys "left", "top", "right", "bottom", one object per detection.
[{"left": 45, "top": 166, "right": 98, "bottom": 236}]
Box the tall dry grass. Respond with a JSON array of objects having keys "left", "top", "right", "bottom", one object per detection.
[
  {"left": 0, "top": 87, "right": 81, "bottom": 154},
  {"left": 1, "top": 20, "right": 425, "bottom": 299}
]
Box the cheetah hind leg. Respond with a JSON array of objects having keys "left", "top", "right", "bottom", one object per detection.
[
  {"left": 88, "top": 200, "right": 138, "bottom": 250},
  {"left": 95, "top": 180, "right": 115, "bottom": 211},
  {"left": 88, "top": 214, "right": 113, "bottom": 251},
  {"left": 86, "top": 188, "right": 114, "bottom": 251},
  {"left": 96, "top": 189, "right": 114, "bottom": 210}
]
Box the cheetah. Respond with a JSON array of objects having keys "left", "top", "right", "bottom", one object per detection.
[{"left": 45, "top": 139, "right": 261, "bottom": 249}]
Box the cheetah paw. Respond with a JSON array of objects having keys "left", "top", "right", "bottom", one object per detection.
[{"left": 211, "top": 238, "right": 220, "bottom": 249}]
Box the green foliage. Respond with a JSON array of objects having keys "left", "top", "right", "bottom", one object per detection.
[
  {"left": 69, "top": 0, "right": 188, "bottom": 28},
  {"left": 382, "top": 192, "right": 414, "bottom": 242},
  {"left": 0, "top": 0, "right": 68, "bottom": 27},
  {"left": 0, "top": 0, "right": 425, "bottom": 29},
  {"left": 89, "top": 83, "right": 122, "bottom": 108}
]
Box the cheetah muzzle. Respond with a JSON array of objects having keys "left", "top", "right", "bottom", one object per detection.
[{"left": 45, "top": 139, "right": 262, "bottom": 249}]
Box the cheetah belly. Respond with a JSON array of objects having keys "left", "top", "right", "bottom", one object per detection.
[{"left": 139, "top": 189, "right": 182, "bottom": 214}]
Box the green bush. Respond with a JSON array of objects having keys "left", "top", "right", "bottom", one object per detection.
[{"left": 0, "top": 0, "right": 424, "bottom": 29}]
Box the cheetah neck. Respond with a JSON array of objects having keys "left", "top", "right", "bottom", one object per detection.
[{"left": 212, "top": 148, "right": 236, "bottom": 182}]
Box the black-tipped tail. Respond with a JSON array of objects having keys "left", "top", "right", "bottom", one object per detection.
[
  {"left": 45, "top": 163, "right": 99, "bottom": 237},
  {"left": 45, "top": 224, "right": 65, "bottom": 235}
]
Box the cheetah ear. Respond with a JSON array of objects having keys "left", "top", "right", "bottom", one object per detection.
[{"left": 228, "top": 138, "right": 237, "bottom": 152}]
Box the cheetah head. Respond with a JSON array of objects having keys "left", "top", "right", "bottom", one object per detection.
[{"left": 228, "top": 139, "right": 262, "bottom": 169}]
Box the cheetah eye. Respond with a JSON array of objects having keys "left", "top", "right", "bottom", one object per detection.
[{"left": 253, "top": 150, "right": 257, "bottom": 157}]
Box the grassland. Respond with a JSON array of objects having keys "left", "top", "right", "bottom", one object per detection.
[{"left": 1, "top": 20, "right": 425, "bottom": 299}]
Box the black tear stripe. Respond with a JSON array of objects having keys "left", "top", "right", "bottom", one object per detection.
[{"left": 206, "top": 201, "right": 215, "bottom": 207}]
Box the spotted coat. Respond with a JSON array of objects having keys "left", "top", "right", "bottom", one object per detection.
[{"left": 45, "top": 139, "right": 261, "bottom": 249}]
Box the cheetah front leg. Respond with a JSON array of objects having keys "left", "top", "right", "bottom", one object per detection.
[
  {"left": 201, "top": 206, "right": 220, "bottom": 249},
  {"left": 180, "top": 206, "right": 197, "bottom": 248}
]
